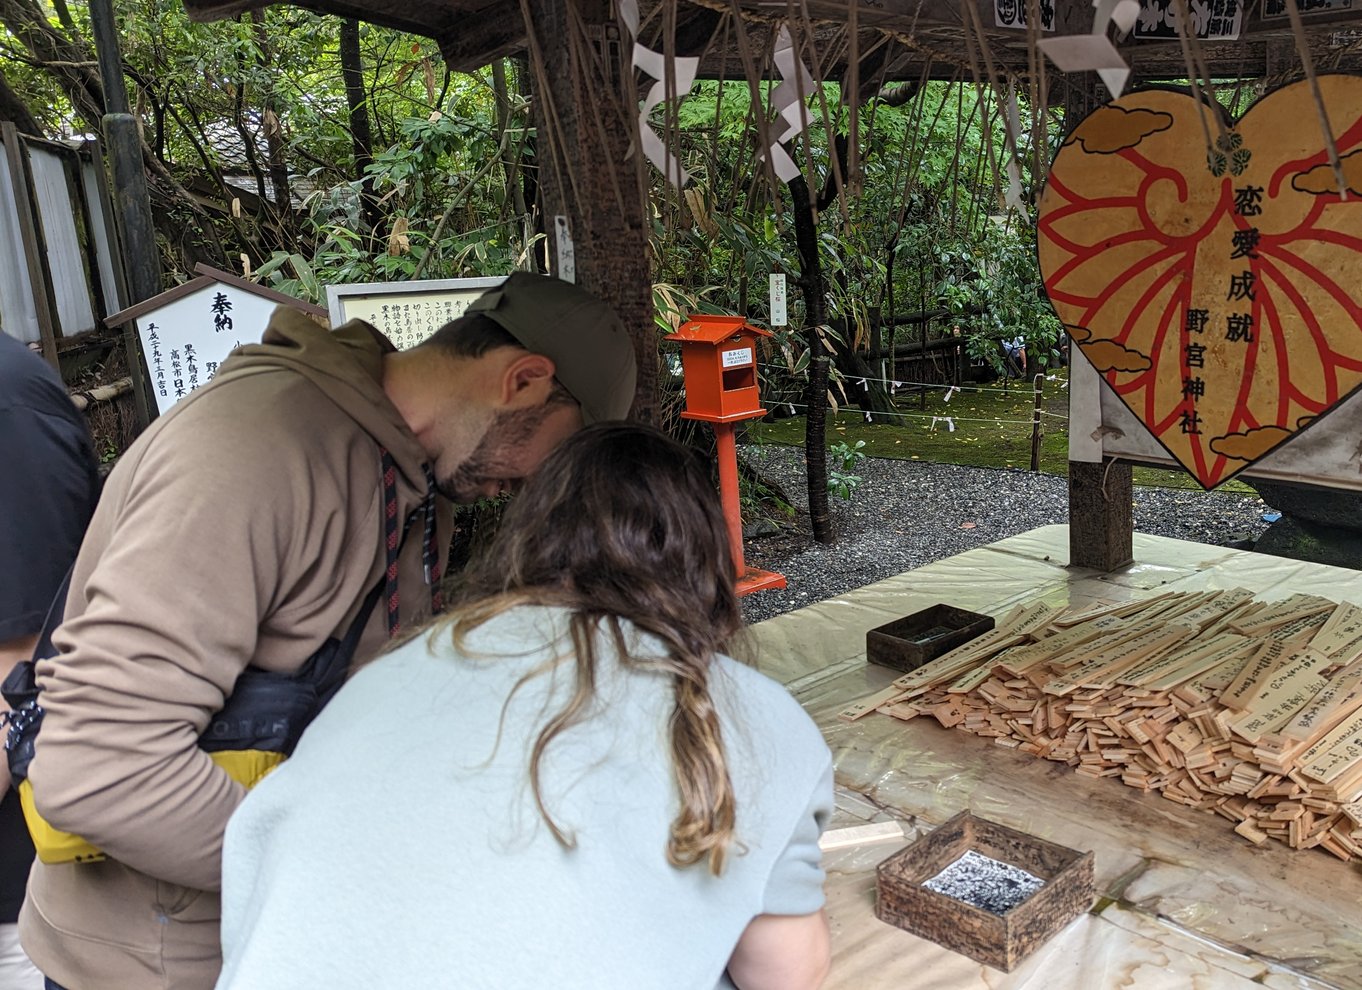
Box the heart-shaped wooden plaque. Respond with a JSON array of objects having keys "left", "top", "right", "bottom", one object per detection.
[{"left": 1038, "top": 76, "right": 1362, "bottom": 489}]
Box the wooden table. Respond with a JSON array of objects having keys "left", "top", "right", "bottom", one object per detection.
[{"left": 748, "top": 525, "right": 1362, "bottom": 990}]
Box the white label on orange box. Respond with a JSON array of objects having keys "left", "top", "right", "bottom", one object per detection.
[{"left": 722, "top": 347, "right": 753, "bottom": 368}]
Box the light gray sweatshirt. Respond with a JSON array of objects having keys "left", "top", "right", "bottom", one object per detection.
[{"left": 218, "top": 605, "right": 834, "bottom": 989}]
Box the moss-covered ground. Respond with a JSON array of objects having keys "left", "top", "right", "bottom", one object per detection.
[{"left": 746, "top": 369, "right": 1254, "bottom": 494}]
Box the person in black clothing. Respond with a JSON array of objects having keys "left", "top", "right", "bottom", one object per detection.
[{"left": 0, "top": 333, "right": 100, "bottom": 989}]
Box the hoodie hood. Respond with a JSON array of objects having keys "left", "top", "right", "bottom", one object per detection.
[{"left": 214, "top": 306, "right": 429, "bottom": 490}]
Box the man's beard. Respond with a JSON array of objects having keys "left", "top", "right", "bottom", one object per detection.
[{"left": 440, "top": 403, "right": 553, "bottom": 503}]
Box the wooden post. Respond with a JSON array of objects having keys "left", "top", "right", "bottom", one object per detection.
[
  {"left": 1030, "top": 373, "right": 1044, "bottom": 472},
  {"left": 90, "top": 0, "right": 159, "bottom": 429},
  {"left": 2, "top": 123, "right": 63, "bottom": 370},
  {"left": 524, "top": 0, "right": 656, "bottom": 424},
  {"left": 82, "top": 138, "right": 131, "bottom": 315},
  {"left": 713, "top": 421, "right": 786, "bottom": 596},
  {"left": 1068, "top": 458, "right": 1133, "bottom": 571}
]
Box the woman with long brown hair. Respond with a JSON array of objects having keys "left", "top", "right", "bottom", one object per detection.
[{"left": 216, "top": 422, "right": 833, "bottom": 989}]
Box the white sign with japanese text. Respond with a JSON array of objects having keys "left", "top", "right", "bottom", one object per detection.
[
  {"left": 326, "top": 277, "right": 505, "bottom": 350},
  {"left": 135, "top": 284, "right": 279, "bottom": 415},
  {"left": 769, "top": 274, "right": 787, "bottom": 327},
  {"left": 722, "top": 347, "right": 754, "bottom": 368}
]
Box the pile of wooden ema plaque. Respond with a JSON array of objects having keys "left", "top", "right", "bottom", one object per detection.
[{"left": 842, "top": 591, "right": 1362, "bottom": 861}]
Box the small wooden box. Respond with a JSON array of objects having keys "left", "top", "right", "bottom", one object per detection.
[
  {"left": 875, "top": 811, "right": 1094, "bottom": 971},
  {"left": 866, "top": 604, "right": 994, "bottom": 673}
]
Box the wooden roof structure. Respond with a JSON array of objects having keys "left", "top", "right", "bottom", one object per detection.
[{"left": 185, "top": 0, "right": 1362, "bottom": 83}]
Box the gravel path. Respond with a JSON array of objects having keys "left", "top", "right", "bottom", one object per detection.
[{"left": 737, "top": 446, "right": 1273, "bottom": 625}]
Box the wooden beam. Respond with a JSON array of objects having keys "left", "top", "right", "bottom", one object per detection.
[
  {"left": 1068, "top": 458, "right": 1133, "bottom": 572},
  {"left": 181, "top": 0, "right": 1362, "bottom": 80},
  {"left": 437, "top": 4, "right": 528, "bottom": 73}
]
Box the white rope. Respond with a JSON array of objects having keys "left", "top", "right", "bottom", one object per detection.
[
  {"left": 753, "top": 361, "right": 1071, "bottom": 393},
  {"left": 770, "top": 399, "right": 1039, "bottom": 426}
]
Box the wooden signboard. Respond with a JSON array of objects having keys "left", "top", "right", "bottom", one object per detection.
[
  {"left": 106, "top": 264, "right": 325, "bottom": 415},
  {"left": 1039, "top": 75, "right": 1362, "bottom": 490}
]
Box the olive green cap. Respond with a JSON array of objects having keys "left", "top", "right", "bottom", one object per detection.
[{"left": 465, "top": 272, "right": 637, "bottom": 423}]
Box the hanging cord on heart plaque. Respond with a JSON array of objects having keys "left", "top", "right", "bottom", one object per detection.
[
  {"left": 961, "top": 0, "right": 1028, "bottom": 214},
  {"left": 1170, "top": 0, "right": 1230, "bottom": 174},
  {"left": 1282, "top": 0, "right": 1351, "bottom": 202},
  {"left": 1023, "top": 0, "right": 1051, "bottom": 199}
]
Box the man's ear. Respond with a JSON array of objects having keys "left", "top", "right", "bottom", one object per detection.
[{"left": 499, "top": 352, "right": 557, "bottom": 407}]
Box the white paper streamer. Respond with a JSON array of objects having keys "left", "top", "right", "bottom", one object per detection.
[
  {"left": 1038, "top": 0, "right": 1138, "bottom": 98},
  {"left": 999, "top": 87, "right": 1028, "bottom": 213},
  {"left": 762, "top": 25, "right": 816, "bottom": 183},
  {"left": 1004, "top": 159, "right": 1028, "bottom": 213},
  {"left": 1005, "top": 83, "right": 1023, "bottom": 146},
  {"left": 619, "top": 0, "right": 700, "bottom": 188}
]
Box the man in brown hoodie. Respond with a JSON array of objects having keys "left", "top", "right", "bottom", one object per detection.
[{"left": 17, "top": 273, "right": 636, "bottom": 990}]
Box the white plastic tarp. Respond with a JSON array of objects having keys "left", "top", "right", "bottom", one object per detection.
[{"left": 752, "top": 525, "right": 1362, "bottom": 989}]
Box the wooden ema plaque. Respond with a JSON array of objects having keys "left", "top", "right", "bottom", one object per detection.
[
  {"left": 875, "top": 811, "right": 1094, "bottom": 972},
  {"left": 851, "top": 589, "right": 1362, "bottom": 861},
  {"left": 1038, "top": 76, "right": 1362, "bottom": 489}
]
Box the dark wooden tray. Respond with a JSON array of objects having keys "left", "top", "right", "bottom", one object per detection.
[
  {"left": 875, "top": 811, "right": 1095, "bottom": 971},
  {"left": 866, "top": 604, "right": 995, "bottom": 673}
]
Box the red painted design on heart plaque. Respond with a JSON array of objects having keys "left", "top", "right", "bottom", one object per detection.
[{"left": 1038, "top": 76, "right": 1362, "bottom": 489}]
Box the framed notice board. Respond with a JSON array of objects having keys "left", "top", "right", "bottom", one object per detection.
[{"left": 326, "top": 276, "right": 504, "bottom": 350}]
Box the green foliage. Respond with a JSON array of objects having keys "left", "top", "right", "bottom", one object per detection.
[
  {"left": 655, "top": 79, "right": 1063, "bottom": 395},
  {"left": 5, "top": 3, "right": 1071, "bottom": 463},
  {"left": 941, "top": 218, "right": 1065, "bottom": 373},
  {"left": 827, "top": 439, "right": 867, "bottom": 500}
]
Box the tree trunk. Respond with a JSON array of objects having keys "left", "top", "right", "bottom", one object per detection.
[
  {"left": 490, "top": 60, "right": 518, "bottom": 217},
  {"left": 0, "top": 67, "right": 43, "bottom": 136},
  {"left": 0, "top": 0, "right": 225, "bottom": 273},
  {"left": 339, "top": 18, "right": 382, "bottom": 247},
  {"left": 787, "top": 172, "right": 835, "bottom": 544},
  {"left": 514, "top": 57, "right": 542, "bottom": 271},
  {"left": 251, "top": 11, "right": 293, "bottom": 242},
  {"left": 818, "top": 127, "right": 893, "bottom": 418},
  {"left": 524, "top": 0, "right": 656, "bottom": 423}
]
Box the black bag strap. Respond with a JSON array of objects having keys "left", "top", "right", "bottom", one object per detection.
[
  {"left": 0, "top": 564, "right": 72, "bottom": 712},
  {"left": 31, "top": 565, "right": 73, "bottom": 666},
  {"left": 301, "top": 577, "right": 386, "bottom": 712},
  {"left": 379, "top": 448, "right": 444, "bottom": 637}
]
